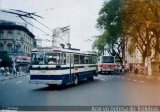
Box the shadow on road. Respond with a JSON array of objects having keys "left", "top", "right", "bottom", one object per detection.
[
  {"left": 32, "top": 79, "right": 99, "bottom": 91},
  {"left": 99, "top": 71, "right": 125, "bottom": 75}
]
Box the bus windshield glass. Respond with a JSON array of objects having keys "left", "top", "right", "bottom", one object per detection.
[
  {"left": 102, "top": 56, "right": 114, "bottom": 63},
  {"left": 45, "top": 53, "right": 66, "bottom": 65},
  {"left": 31, "top": 52, "right": 44, "bottom": 65},
  {"left": 31, "top": 52, "right": 66, "bottom": 65}
]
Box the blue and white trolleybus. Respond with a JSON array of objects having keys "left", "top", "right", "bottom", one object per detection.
[{"left": 29, "top": 47, "right": 98, "bottom": 86}]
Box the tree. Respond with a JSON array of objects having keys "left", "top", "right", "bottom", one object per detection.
[
  {"left": 95, "top": 0, "right": 160, "bottom": 65},
  {"left": 0, "top": 51, "right": 13, "bottom": 67},
  {"left": 122, "top": 0, "right": 160, "bottom": 64},
  {"left": 94, "top": 0, "right": 124, "bottom": 64},
  {"left": 92, "top": 31, "right": 107, "bottom": 56}
]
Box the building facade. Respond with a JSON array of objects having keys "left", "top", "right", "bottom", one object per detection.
[
  {"left": 125, "top": 40, "right": 160, "bottom": 73},
  {"left": 0, "top": 20, "right": 36, "bottom": 59}
]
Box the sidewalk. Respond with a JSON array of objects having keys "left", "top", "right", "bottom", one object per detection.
[
  {"left": 0, "top": 71, "right": 29, "bottom": 81},
  {"left": 127, "top": 71, "right": 160, "bottom": 79}
]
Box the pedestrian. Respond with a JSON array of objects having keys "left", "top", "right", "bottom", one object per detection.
[
  {"left": 122, "top": 65, "right": 125, "bottom": 74},
  {"left": 4, "top": 67, "right": 10, "bottom": 76},
  {"left": 159, "top": 65, "right": 160, "bottom": 72},
  {"left": 13, "top": 66, "right": 17, "bottom": 76},
  {"left": 130, "top": 64, "right": 133, "bottom": 72},
  {"left": 9, "top": 67, "right": 13, "bottom": 75},
  {"left": 16, "top": 65, "right": 19, "bottom": 75},
  {"left": 0, "top": 67, "right": 4, "bottom": 76},
  {"left": 134, "top": 64, "right": 138, "bottom": 74},
  {"left": 139, "top": 66, "right": 142, "bottom": 74}
]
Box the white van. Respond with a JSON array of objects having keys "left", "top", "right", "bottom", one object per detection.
[{"left": 98, "top": 55, "right": 117, "bottom": 74}]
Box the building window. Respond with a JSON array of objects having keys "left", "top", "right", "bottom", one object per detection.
[
  {"left": 25, "top": 46, "right": 27, "bottom": 54},
  {"left": 16, "top": 44, "right": 21, "bottom": 53},
  {"left": 8, "top": 32, "right": 12, "bottom": 39},
  {"left": 24, "top": 46, "right": 26, "bottom": 54},
  {"left": 0, "top": 43, "right": 4, "bottom": 51},
  {"left": 7, "top": 43, "right": 13, "bottom": 52}
]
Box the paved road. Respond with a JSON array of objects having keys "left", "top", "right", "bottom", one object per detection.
[{"left": 0, "top": 73, "right": 160, "bottom": 107}]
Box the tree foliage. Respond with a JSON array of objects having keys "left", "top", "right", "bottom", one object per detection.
[
  {"left": 0, "top": 51, "right": 13, "bottom": 67},
  {"left": 94, "top": 0, "right": 123, "bottom": 63},
  {"left": 123, "top": 0, "right": 160, "bottom": 63},
  {"left": 92, "top": 31, "right": 108, "bottom": 56},
  {"left": 94, "top": 0, "right": 160, "bottom": 64}
]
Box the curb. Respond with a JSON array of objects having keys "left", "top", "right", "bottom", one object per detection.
[{"left": 0, "top": 73, "right": 29, "bottom": 82}]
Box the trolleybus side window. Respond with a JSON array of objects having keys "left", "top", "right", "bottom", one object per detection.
[
  {"left": 80, "top": 55, "right": 85, "bottom": 64},
  {"left": 66, "top": 54, "right": 70, "bottom": 64},
  {"left": 88, "top": 55, "right": 93, "bottom": 64},
  {"left": 45, "top": 53, "right": 66, "bottom": 65},
  {"left": 60, "top": 53, "right": 66, "bottom": 64},
  {"left": 92, "top": 56, "right": 97, "bottom": 64},
  {"left": 74, "top": 54, "right": 80, "bottom": 64},
  {"left": 84, "top": 56, "right": 89, "bottom": 64}
]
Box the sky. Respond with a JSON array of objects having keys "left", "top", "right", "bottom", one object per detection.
[{"left": 0, "top": 0, "right": 104, "bottom": 51}]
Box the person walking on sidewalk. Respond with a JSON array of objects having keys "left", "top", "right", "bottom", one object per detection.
[
  {"left": 0, "top": 67, "right": 4, "bottom": 76},
  {"left": 13, "top": 66, "right": 17, "bottom": 76},
  {"left": 159, "top": 65, "right": 160, "bottom": 72},
  {"left": 16, "top": 65, "right": 19, "bottom": 75},
  {"left": 4, "top": 67, "right": 10, "bottom": 76},
  {"left": 13, "top": 62, "right": 17, "bottom": 76}
]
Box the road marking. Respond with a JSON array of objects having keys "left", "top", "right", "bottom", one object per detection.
[
  {"left": 116, "top": 76, "right": 121, "bottom": 78},
  {"left": 121, "top": 77, "right": 125, "bottom": 79},
  {"left": 139, "top": 81, "right": 145, "bottom": 83},
  {"left": 16, "top": 81, "right": 23, "bottom": 84},
  {"left": 99, "top": 79, "right": 106, "bottom": 82},
  {"left": 126, "top": 78, "right": 131, "bottom": 81},
  {"left": 146, "top": 76, "right": 152, "bottom": 79},
  {"left": 133, "top": 80, "right": 137, "bottom": 82}
]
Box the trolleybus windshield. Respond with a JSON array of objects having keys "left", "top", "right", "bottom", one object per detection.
[
  {"left": 31, "top": 52, "right": 66, "bottom": 65},
  {"left": 102, "top": 56, "right": 114, "bottom": 63}
]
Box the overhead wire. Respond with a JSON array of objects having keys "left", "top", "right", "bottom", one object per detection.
[
  {"left": 19, "top": 16, "right": 50, "bottom": 35},
  {"left": 33, "top": 19, "right": 53, "bottom": 31},
  {"left": 37, "top": 34, "right": 64, "bottom": 46},
  {"left": 30, "top": 15, "right": 70, "bottom": 46},
  {"left": 2, "top": 9, "right": 71, "bottom": 47}
]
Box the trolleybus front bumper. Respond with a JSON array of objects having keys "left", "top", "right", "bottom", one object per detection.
[{"left": 29, "top": 80, "right": 62, "bottom": 85}]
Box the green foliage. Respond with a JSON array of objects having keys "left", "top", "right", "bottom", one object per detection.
[
  {"left": 0, "top": 51, "right": 13, "bottom": 67},
  {"left": 95, "top": 0, "right": 160, "bottom": 64},
  {"left": 92, "top": 31, "right": 108, "bottom": 56},
  {"left": 94, "top": 0, "right": 123, "bottom": 63},
  {"left": 97, "top": 0, "right": 122, "bottom": 42},
  {"left": 123, "top": 0, "right": 160, "bottom": 63}
]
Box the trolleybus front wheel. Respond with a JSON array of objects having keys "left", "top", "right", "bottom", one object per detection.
[{"left": 73, "top": 75, "right": 79, "bottom": 85}]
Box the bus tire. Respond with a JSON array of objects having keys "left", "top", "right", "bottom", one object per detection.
[{"left": 73, "top": 75, "right": 79, "bottom": 85}]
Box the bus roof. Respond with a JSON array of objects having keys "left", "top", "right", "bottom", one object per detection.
[
  {"left": 98, "top": 55, "right": 115, "bottom": 58},
  {"left": 31, "top": 47, "right": 97, "bottom": 55}
]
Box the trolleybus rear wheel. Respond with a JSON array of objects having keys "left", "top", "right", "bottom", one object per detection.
[{"left": 73, "top": 75, "right": 79, "bottom": 85}]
